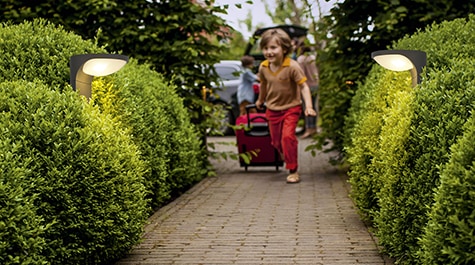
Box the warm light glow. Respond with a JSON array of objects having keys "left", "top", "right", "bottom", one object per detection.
[
  {"left": 372, "top": 54, "right": 413, "bottom": 72},
  {"left": 371, "top": 50, "right": 426, "bottom": 87},
  {"left": 82, "top": 58, "right": 127, "bottom": 76}
]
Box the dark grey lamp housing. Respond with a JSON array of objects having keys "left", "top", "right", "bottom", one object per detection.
[{"left": 70, "top": 54, "right": 129, "bottom": 99}]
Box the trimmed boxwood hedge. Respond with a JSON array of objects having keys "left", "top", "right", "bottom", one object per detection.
[
  {"left": 374, "top": 58, "right": 475, "bottom": 264},
  {"left": 0, "top": 133, "right": 48, "bottom": 265},
  {"left": 0, "top": 80, "right": 149, "bottom": 264},
  {"left": 345, "top": 14, "right": 475, "bottom": 264},
  {"left": 0, "top": 20, "right": 101, "bottom": 88},
  {"left": 0, "top": 18, "right": 207, "bottom": 264},
  {"left": 345, "top": 66, "right": 414, "bottom": 221},
  {"left": 92, "top": 62, "right": 206, "bottom": 209},
  {"left": 419, "top": 111, "right": 475, "bottom": 264}
]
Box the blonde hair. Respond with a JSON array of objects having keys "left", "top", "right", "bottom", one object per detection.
[{"left": 259, "top": 28, "right": 292, "bottom": 57}]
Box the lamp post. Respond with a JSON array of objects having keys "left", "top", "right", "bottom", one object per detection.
[
  {"left": 70, "top": 54, "right": 129, "bottom": 99},
  {"left": 371, "top": 50, "right": 426, "bottom": 87}
]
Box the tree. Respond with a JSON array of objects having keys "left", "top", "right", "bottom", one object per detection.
[
  {"left": 261, "top": 0, "right": 319, "bottom": 35},
  {"left": 264, "top": 0, "right": 303, "bottom": 25},
  {"left": 0, "top": 0, "right": 231, "bottom": 145},
  {"left": 217, "top": 30, "right": 248, "bottom": 60}
]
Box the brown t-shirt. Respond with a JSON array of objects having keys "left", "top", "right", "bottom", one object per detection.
[{"left": 258, "top": 57, "right": 307, "bottom": 111}]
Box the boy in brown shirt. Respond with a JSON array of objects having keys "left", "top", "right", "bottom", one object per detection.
[{"left": 255, "top": 28, "right": 316, "bottom": 183}]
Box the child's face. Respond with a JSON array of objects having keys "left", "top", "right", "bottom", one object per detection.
[{"left": 262, "top": 38, "right": 286, "bottom": 65}]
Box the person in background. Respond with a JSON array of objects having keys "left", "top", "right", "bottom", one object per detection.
[
  {"left": 297, "top": 45, "right": 319, "bottom": 138},
  {"left": 255, "top": 28, "right": 316, "bottom": 184},
  {"left": 237, "top": 55, "right": 259, "bottom": 116},
  {"left": 290, "top": 37, "right": 300, "bottom": 60}
]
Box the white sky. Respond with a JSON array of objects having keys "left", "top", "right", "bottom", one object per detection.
[{"left": 214, "top": 0, "right": 336, "bottom": 38}]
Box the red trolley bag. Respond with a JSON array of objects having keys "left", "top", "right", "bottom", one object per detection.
[{"left": 235, "top": 104, "right": 283, "bottom": 171}]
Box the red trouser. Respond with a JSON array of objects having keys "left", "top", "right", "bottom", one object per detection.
[{"left": 266, "top": 105, "right": 302, "bottom": 171}]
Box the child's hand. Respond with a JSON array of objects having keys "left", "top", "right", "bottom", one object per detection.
[
  {"left": 305, "top": 108, "right": 317, "bottom": 116},
  {"left": 256, "top": 100, "right": 264, "bottom": 110}
]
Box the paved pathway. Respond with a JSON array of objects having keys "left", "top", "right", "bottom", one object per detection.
[{"left": 115, "top": 136, "right": 393, "bottom": 264}]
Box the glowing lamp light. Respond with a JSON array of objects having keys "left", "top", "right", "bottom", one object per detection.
[
  {"left": 82, "top": 58, "right": 128, "bottom": 76},
  {"left": 371, "top": 50, "right": 426, "bottom": 87},
  {"left": 373, "top": 54, "right": 413, "bottom": 71},
  {"left": 70, "top": 54, "right": 129, "bottom": 99}
]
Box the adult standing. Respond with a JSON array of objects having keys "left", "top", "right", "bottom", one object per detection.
[{"left": 297, "top": 45, "right": 320, "bottom": 138}]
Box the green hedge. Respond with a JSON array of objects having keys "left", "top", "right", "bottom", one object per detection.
[
  {"left": 0, "top": 132, "right": 48, "bottom": 265},
  {"left": 345, "top": 67, "right": 414, "bottom": 221},
  {"left": 419, "top": 111, "right": 475, "bottom": 264},
  {"left": 0, "top": 20, "right": 101, "bottom": 88},
  {"left": 0, "top": 80, "right": 148, "bottom": 264},
  {"left": 345, "top": 15, "right": 475, "bottom": 264},
  {"left": 374, "top": 59, "right": 475, "bottom": 263},
  {"left": 92, "top": 62, "right": 206, "bottom": 209},
  {"left": 0, "top": 19, "right": 207, "bottom": 264}
]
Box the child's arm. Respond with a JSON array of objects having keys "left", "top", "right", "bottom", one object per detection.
[
  {"left": 256, "top": 73, "right": 266, "bottom": 109},
  {"left": 255, "top": 84, "right": 266, "bottom": 109},
  {"left": 300, "top": 83, "right": 317, "bottom": 116}
]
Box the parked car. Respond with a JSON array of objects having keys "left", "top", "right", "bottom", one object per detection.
[{"left": 207, "top": 60, "right": 244, "bottom": 135}]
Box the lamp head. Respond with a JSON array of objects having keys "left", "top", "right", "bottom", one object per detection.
[
  {"left": 70, "top": 54, "right": 128, "bottom": 99},
  {"left": 371, "top": 50, "right": 426, "bottom": 86},
  {"left": 372, "top": 54, "right": 413, "bottom": 72},
  {"left": 82, "top": 58, "right": 128, "bottom": 76}
]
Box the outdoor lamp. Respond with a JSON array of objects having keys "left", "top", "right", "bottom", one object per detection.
[
  {"left": 70, "top": 54, "right": 129, "bottom": 99},
  {"left": 371, "top": 50, "right": 426, "bottom": 87}
]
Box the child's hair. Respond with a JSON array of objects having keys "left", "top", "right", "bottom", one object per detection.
[
  {"left": 241, "top": 55, "right": 255, "bottom": 67},
  {"left": 259, "top": 28, "right": 293, "bottom": 57}
]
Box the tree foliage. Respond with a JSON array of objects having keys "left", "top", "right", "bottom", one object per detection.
[
  {"left": 264, "top": 0, "right": 305, "bottom": 25},
  {"left": 218, "top": 30, "right": 248, "bottom": 60},
  {"left": 261, "top": 0, "right": 325, "bottom": 46}
]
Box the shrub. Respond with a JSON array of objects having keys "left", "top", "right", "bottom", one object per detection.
[
  {"left": 0, "top": 19, "right": 102, "bottom": 89},
  {"left": 375, "top": 48, "right": 475, "bottom": 265},
  {"left": 345, "top": 14, "right": 475, "bottom": 264},
  {"left": 346, "top": 67, "right": 414, "bottom": 221},
  {"left": 0, "top": 18, "right": 153, "bottom": 264},
  {"left": 0, "top": 18, "right": 208, "bottom": 263},
  {"left": 0, "top": 80, "right": 149, "bottom": 264},
  {"left": 0, "top": 142, "right": 48, "bottom": 265},
  {"left": 419, "top": 112, "right": 475, "bottom": 265},
  {"left": 92, "top": 61, "right": 206, "bottom": 209}
]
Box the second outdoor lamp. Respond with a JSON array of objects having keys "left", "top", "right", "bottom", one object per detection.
[
  {"left": 70, "top": 54, "right": 129, "bottom": 99},
  {"left": 371, "top": 50, "right": 426, "bottom": 87}
]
